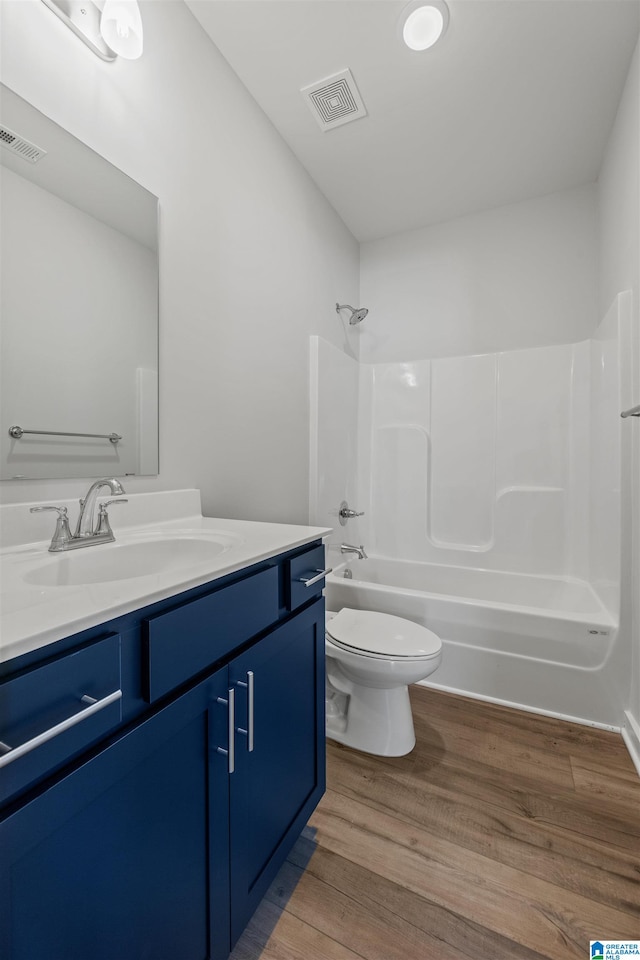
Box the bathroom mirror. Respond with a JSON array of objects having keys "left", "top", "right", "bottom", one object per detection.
[{"left": 0, "top": 84, "right": 159, "bottom": 480}]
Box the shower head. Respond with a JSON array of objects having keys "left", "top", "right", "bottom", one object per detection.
[{"left": 336, "top": 302, "right": 369, "bottom": 325}]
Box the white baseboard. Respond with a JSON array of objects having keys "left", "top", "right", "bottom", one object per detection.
[
  {"left": 418, "top": 679, "right": 621, "bottom": 731},
  {"left": 622, "top": 710, "right": 640, "bottom": 778}
]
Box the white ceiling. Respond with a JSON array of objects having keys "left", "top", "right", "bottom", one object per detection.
[{"left": 187, "top": 0, "right": 640, "bottom": 242}]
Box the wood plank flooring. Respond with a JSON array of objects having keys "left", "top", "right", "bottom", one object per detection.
[{"left": 231, "top": 686, "right": 640, "bottom": 960}]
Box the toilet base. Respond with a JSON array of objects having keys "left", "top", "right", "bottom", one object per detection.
[{"left": 326, "top": 681, "right": 416, "bottom": 757}]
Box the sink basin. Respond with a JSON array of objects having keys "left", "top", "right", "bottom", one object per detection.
[{"left": 22, "top": 536, "right": 237, "bottom": 587}]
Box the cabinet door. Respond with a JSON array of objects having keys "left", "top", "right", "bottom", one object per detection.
[
  {"left": 0, "top": 669, "right": 231, "bottom": 960},
  {"left": 228, "top": 599, "right": 325, "bottom": 944}
]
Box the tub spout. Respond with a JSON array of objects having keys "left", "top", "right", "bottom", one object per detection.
[{"left": 341, "top": 543, "right": 368, "bottom": 560}]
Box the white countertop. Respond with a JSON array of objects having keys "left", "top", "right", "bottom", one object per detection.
[{"left": 0, "top": 490, "right": 331, "bottom": 664}]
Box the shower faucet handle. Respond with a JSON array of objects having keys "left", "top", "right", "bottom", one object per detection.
[{"left": 339, "top": 501, "right": 365, "bottom": 525}]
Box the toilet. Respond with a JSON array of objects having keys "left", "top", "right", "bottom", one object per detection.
[{"left": 325, "top": 608, "right": 442, "bottom": 757}]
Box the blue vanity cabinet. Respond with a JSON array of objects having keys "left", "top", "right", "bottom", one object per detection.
[
  {"left": 0, "top": 543, "right": 327, "bottom": 960},
  {"left": 0, "top": 666, "right": 231, "bottom": 960},
  {"left": 229, "top": 599, "right": 326, "bottom": 946}
]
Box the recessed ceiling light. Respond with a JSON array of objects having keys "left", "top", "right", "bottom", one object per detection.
[{"left": 401, "top": 1, "right": 449, "bottom": 51}]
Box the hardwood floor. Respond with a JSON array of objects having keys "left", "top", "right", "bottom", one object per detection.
[{"left": 231, "top": 686, "right": 640, "bottom": 960}]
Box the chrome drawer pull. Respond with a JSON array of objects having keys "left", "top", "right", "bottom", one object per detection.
[
  {"left": 297, "top": 567, "right": 332, "bottom": 588},
  {"left": 216, "top": 689, "right": 235, "bottom": 774},
  {"left": 0, "top": 689, "right": 122, "bottom": 770},
  {"left": 236, "top": 671, "right": 254, "bottom": 753}
]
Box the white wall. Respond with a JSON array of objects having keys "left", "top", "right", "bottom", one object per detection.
[
  {"left": 1, "top": 168, "right": 157, "bottom": 479},
  {"left": 0, "top": 0, "right": 359, "bottom": 521},
  {"left": 597, "top": 38, "right": 640, "bottom": 765},
  {"left": 360, "top": 183, "right": 598, "bottom": 363}
]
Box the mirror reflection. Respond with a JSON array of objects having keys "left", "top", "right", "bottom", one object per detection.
[{"left": 0, "top": 84, "right": 159, "bottom": 480}]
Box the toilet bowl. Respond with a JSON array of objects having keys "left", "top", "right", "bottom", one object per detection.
[{"left": 325, "top": 607, "right": 442, "bottom": 757}]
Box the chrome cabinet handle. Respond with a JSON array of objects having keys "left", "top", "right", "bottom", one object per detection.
[
  {"left": 0, "top": 689, "right": 122, "bottom": 769},
  {"left": 236, "top": 671, "right": 254, "bottom": 752},
  {"left": 216, "top": 688, "right": 235, "bottom": 774},
  {"left": 621, "top": 404, "right": 640, "bottom": 418},
  {"left": 297, "top": 567, "right": 332, "bottom": 588}
]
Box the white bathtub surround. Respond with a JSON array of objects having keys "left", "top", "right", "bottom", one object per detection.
[
  {"left": 360, "top": 341, "right": 591, "bottom": 579},
  {"left": 313, "top": 298, "right": 626, "bottom": 581},
  {"left": 589, "top": 293, "right": 632, "bottom": 617},
  {"left": 313, "top": 294, "right": 630, "bottom": 731}
]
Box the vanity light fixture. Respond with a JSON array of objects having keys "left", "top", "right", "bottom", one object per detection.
[
  {"left": 400, "top": 0, "right": 449, "bottom": 51},
  {"left": 100, "top": 0, "right": 143, "bottom": 59},
  {"left": 41, "top": 0, "right": 143, "bottom": 62}
]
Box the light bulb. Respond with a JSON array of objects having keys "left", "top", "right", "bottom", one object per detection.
[
  {"left": 100, "top": 0, "right": 143, "bottom": 60},
  {"left": 401, "top": 2, "right": 449, "bottom": 51}
]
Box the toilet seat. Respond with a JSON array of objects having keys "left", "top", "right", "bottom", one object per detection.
[{"left": 326, "top": 608, "right": 441, "bottom": 660}]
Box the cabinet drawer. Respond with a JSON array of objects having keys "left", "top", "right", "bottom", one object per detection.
[
  {"left": 143, "top": 566, "right": 279, "bottom": 703},
  {"left": 0, "top": 633, "right": 122, "bottom": 805},
  {"left": 287, "top": 544, "right": 327, "bottom": 611}
]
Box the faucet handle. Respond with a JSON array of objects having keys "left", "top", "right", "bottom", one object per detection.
[
  {"left": 30, "top": 505, "right": 72, "bottom": 552},
  {"left": 30, "top": 504, "right": 69, "bottom": 517},
  {"left": 95, "top": 499, "right": 128, "bottom": 537},
  {"left": 339, "top": 501, "right": 365, "bottom": 525}
]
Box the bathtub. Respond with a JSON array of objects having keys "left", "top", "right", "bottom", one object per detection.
[{"left": 325, "top": 557, "right": 620, "bottom": 728}]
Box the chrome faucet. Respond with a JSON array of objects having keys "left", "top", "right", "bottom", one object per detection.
[
  {"left": 30, "top": 478, "right": 127, "bottom": 552},
  {"left": 75, "top": 478, "right": 126, "bottom": 537},
  {"left": 341, "top": 543, "right": 368, "bottom": 560}
]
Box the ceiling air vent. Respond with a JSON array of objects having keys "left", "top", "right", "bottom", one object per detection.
[
  {"left": 0, "top": 126, "right": 47, "bottom": 164},
  {"left": 301, "top": 69, "right": 367, "bottom": 131}
]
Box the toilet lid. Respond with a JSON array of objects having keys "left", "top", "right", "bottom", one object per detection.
[{"left": 326, "top": 608, "right": 441, "bottom": 659}]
